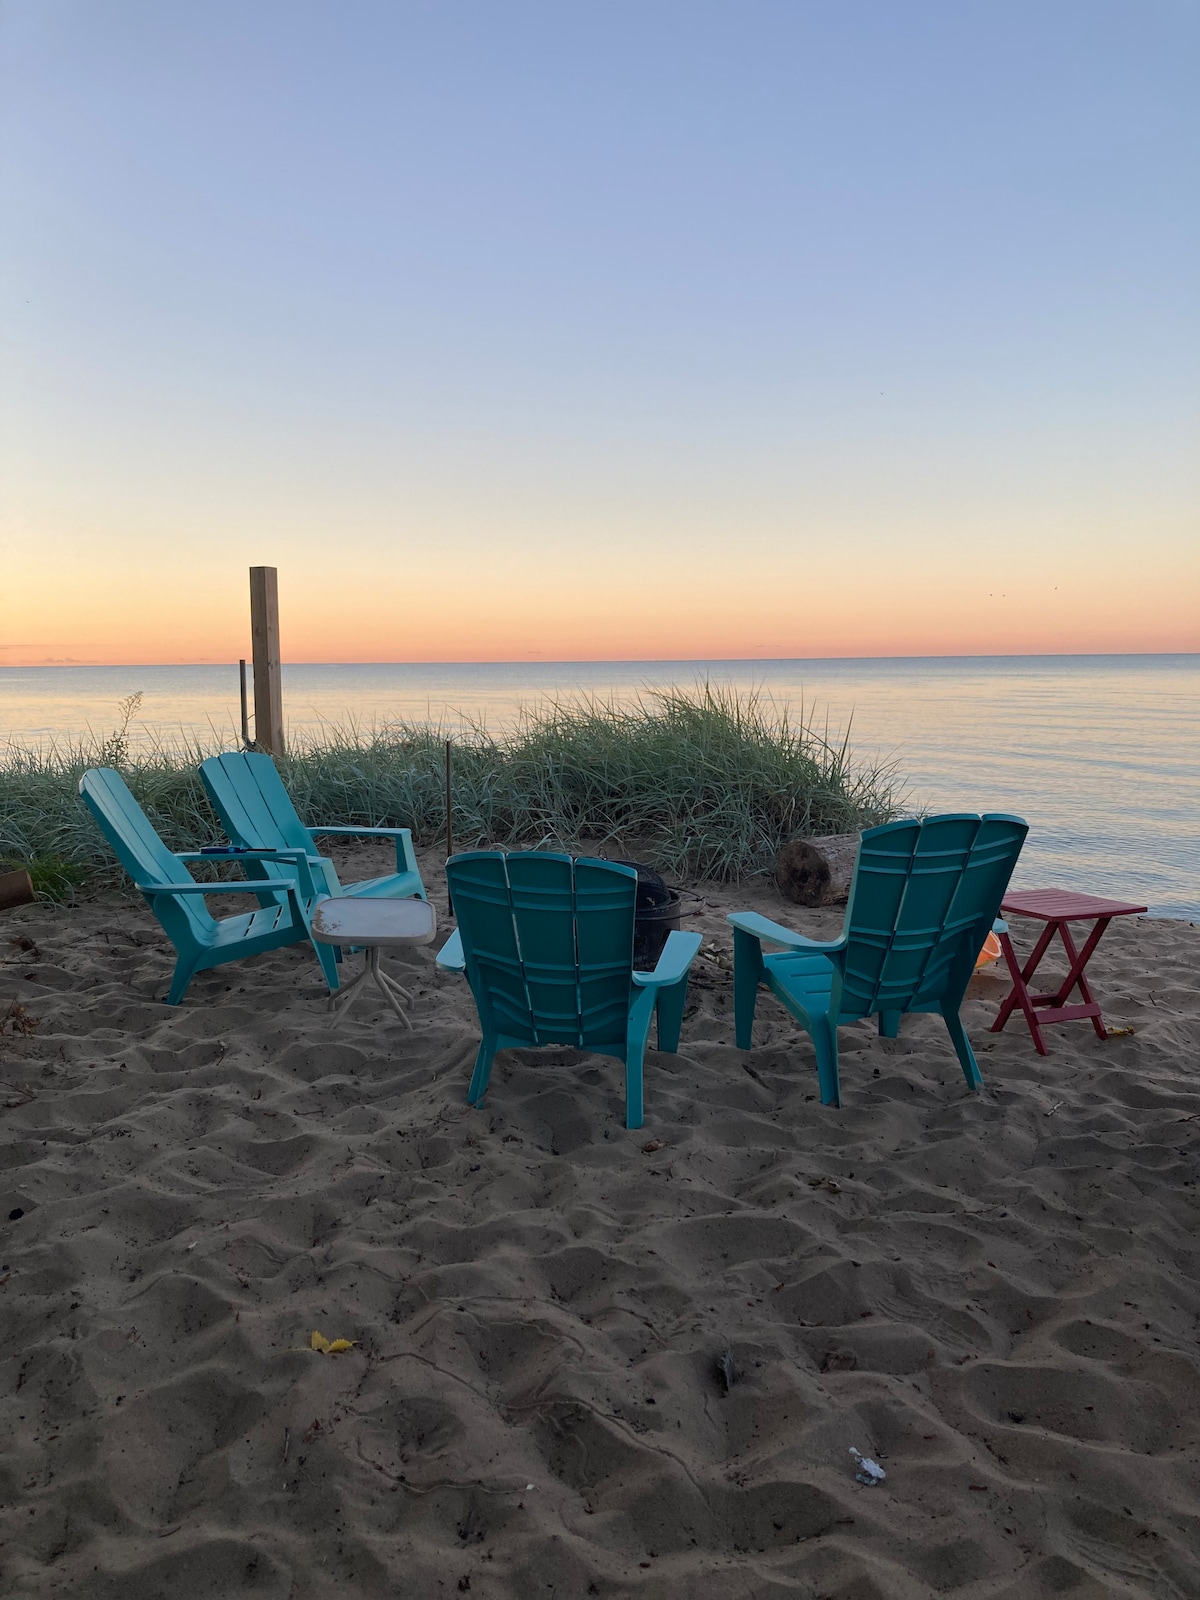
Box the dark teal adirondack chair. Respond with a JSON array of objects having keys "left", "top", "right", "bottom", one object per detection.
[
  {"left": 436, "top": 852, "right": 702, "bottom": 1129},
  {"left": 199, "top": 752, "right": 426, "bottom": 904},
  {"left": 80, "top": 767, "right": 340, "bottom": 1004},
  {"left": 730, "top": 814, "right": 1027, "bottom": 1105}
]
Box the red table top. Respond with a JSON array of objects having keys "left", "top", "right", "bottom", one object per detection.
[{"left": 1001, "top": 888, "right": 1148, "bottom": 921}]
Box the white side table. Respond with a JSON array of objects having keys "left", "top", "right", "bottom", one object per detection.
[{"left": 310, "top": 898, "right": 438, "bottom": 1029}]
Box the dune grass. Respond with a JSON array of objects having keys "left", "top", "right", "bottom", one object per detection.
[{"left": 0, "top": 685, "right": 900, "bottom": 895}]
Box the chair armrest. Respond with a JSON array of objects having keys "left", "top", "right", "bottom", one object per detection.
[
  {"left": 435, "top": 928, "right": 466, "bottom": 972},
  {"left": 143, "top": 877, "right": 308, "bottom": 927},
  {"left": 142, "top": 879, "right": 298, "bottom": 896},
  {"left": 726, "top": 911, "right": 846, "bottom": 953},
  {"left": 177, "top": 848, "right": 319, "bottom": 900},
  {"left": 309, "top": 825, "right": 406, "bottom": 837},
  {"left": 177, "top": 848, "right": 306, "bottom": 862},
  {"left": 308, "top": 825, "right": 419, "bottom": 876},
  {"left": 632, "top": 930, "right": 702, "bottom": 988}
]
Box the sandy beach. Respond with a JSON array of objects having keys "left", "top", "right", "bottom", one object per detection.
[{"left": 2, "top": 840, "right": 1198, "bottom": 1598}]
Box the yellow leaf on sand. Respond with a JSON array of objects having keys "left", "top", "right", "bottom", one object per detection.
[{"left": 309, "top": 1330, "right": 356, "bottom": 1355}]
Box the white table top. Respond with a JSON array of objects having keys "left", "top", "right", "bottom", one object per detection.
[{"left": 310, "top": 897, "right": 437, "bottom": 947}]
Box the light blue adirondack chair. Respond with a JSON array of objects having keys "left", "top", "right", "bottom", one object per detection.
[
  {"left": 199, "top": 752, "right": 426, "bottom": 904},
  {"left": 730, "top": 814, "right": 1027, "bottom": 1105},
  {"left": 436, "top": 851, "right": 702, "bottom": 1129},
  {"left": 80, "top": 767, "right": 340, "bottom": 1003}
]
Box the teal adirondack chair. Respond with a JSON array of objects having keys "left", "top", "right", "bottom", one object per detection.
[
  {"left": 730, "top": 814, "right": 1027, "bottom": 1105},
  {"left": 79, "top": 767, "right": 340, "bottom": 1003},
  {"left": 199, "top": 752, "right": 426, "bottom": 904},
  {"left": 436, "top": 851, "right": 702, "bottom": 1129}
]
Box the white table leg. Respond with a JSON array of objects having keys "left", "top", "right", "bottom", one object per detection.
[{"left": 370, "top": 949, "right": 414, "bottom": 1029}]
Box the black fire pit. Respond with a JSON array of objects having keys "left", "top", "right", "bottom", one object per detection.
[{"left": 614, "top": 860, "right": 682, "bottom": 969}]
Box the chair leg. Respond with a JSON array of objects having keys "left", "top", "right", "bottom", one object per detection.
[
  {"left": 312, "top": 939, "right": 341, "bottom": 993},
  {"left": 878, "top": 1009, "right": 901, "bottom": 1039},
  {"left": 943, "top": 1006, "right": 984, "bottom": 1091},
  {"left": 733, "top": 928, "right": 763, "bottom": 1050},
  {"left": 655, "top": 976, "right": 689, "bottom": 1054},
  {"left": 810, "top": 1015, "right": 841, "bottom": 1107},
  {"left": 467, "top": 1036, "right": 497, "bottom": 1106},
  {"left": 625, "top": 988, "right": 657, "bottom": 1130},
  {"left": 624, "top": 1048, "right": 646, "bottom": 1131},
  {"left": 166, "top": 955, "right": 199, "bottom": 1006}
]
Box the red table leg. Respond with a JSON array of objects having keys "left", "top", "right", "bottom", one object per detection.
[
  {"left": 1035, "top": 917, "right": 1113, "bottom": 1040},
  {"left": 992, "top": 924, "right": 1054, "bottom": 1054}
]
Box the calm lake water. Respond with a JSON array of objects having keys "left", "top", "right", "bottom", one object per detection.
[{"left": 3, "top": 656, "right": 1197, "bottom": 919}]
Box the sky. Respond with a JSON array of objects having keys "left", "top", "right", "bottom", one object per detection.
[{"left": 1, "top": 0, "right": 1197, "bottom": 666}]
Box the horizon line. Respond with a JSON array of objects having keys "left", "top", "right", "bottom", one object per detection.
[{"left": 2, "top": 648, "right": 1198, "bottom": 671}]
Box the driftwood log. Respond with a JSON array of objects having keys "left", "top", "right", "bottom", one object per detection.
[
  {"left": 775, "top": 834, "right": 860, "bottom": 907},
  {"left": 0, "top": 869, "right": 36, "bottom": 912}
]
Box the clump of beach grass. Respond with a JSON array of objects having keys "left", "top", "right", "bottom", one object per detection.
[{"left": 0, "top": 685, "right": 900, "bottom": 893}]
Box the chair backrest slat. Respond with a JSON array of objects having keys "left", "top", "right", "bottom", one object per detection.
[
  {"left": 447, "top": 852, "right": 637, "bottom": 1048},
  {"left": 839, "top": 814, "right": 1026, "bottom": 1018}
]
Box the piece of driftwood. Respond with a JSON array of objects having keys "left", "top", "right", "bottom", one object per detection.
[
  {"left": 0, "top": 870, "right": 36, "bottom": 912},
  {"left": 775, "top": 834, "right": 860, "bottom": 907}
]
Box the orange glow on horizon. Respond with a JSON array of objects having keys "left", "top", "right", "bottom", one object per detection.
[
  {"left": 5, "top": 509, "right": 1197, "bottom": 668},
  {"left": 4, "top": 581, "right": 1197, "bottom": 667}
]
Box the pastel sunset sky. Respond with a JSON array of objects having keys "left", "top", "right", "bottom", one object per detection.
[{"left": 2, "top": 0, "right": 1197, "bottom": 666}]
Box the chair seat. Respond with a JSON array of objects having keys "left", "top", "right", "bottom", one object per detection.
[
  {"left": 209, "top": 904, "right": 293, "bottom": 949},
  {"left": 765, "top": 949, "right": 836, "bottom": 991}
]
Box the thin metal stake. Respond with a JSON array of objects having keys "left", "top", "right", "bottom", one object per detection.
[
  {"left": 445, "top": 739, "right": 454, "bottom": 915},
  {"left": 239, "top": 660, "right": 252, "bottom": 748}
]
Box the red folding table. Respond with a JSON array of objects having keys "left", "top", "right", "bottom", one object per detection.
[{"left": 990, "top": 888, "right": 1147, "bottom": 1056}]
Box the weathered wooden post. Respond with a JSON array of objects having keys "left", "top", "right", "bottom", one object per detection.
[{"left": 249, "top": 566, "right": 284, "bottom": 757}]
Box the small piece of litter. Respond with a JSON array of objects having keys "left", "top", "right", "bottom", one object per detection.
[
  {"left": 310, "top": 1330, "right": 357, "bottom": 1355},
  {"left": 524, "top": 1483, "right": 535, "bottom": 1491},
  {"left": 1106, "top": 1026, "right": 1136, "bottom": 1038},
  {"left": 849, "top": 1447, "right": 886, "bottom": 1486},
  {"left": 642, "top": 1139, "right": 668, "bottom": 1154},
  {"left": 716, "top": 1348, "right": 737, "bottom": 1393}
]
